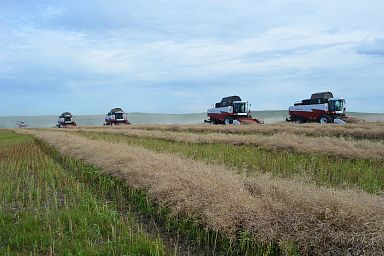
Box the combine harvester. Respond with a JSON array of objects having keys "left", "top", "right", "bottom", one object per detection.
[
  {"left": 16, "top": 121, "right": 27, "bottom": 128},
  {"left": 205, "top": 96, "right": 264, "bottom": 125},
  {"left": 286, "top": 92, "right": 347, "bottom": 124},
  {"left": 104, "top": 108, "right": 131, "bottom": 126},
  {"left": 57, "top": 112, "right": 77, "bottom": 128}
]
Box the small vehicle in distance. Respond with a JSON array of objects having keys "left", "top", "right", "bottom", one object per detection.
[{"left": 16, "top": 121, "right": 27, "bottom": 128}]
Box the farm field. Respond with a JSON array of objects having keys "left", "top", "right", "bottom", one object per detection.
[
  {"left": 0, "top": 130, "right": 165, "bottom": 255},
  {"left": 6, "top": 123, "right": 384, "bottom": 255},
  {"left": 121, "top": 123, "right": 384, "bottom": 140}
]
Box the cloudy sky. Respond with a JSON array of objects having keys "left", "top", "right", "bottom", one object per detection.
[{"left": 1, "top": 0, "right": 383, "bottom": 116}]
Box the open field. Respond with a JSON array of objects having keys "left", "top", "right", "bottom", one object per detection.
[
  {"left": 11, "top": 123, "right": 384, "bottom": 255},
  {"left": 121, "top": 123, "right": 384, "bottom": 140},
  {"left": 74, "top": 130, "right": 384, "bottom": 194},
  {"left": 0, "top": 131, "right": 164, "bottom": 255},
  {"left": 71, "top": 127, "right": 384, "bottom": 160}
]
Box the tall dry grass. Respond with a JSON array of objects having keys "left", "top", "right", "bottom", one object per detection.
[
  {"left": 120, "top": 123, "right": 384, "bottom": 140},
  {"left": 72, "top": 127, "right": 384, "bottom": 160},
  {"left": 20, "top": 130, "right": 384, "bottom": 255}
]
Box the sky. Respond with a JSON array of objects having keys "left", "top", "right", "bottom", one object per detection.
[{"left": 0, "top": 0, "right": 384, "bottom": 116}]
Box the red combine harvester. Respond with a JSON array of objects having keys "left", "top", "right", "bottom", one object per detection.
[
  {"left": 205, "top": 96, "right": 263, "bottom": 125},
  {"left": 57, "top": 112, "right": 77, "bottom": 128},
  {"left": 104, "top": 108, "right": 131, "bottom": 126},
  {"left": 286, "top": 92, "right": 347, "bottom": 124}
]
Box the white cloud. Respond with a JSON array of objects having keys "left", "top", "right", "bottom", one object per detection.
[{"left": 1, "top": 23, "right": 382, "bottom": 85}]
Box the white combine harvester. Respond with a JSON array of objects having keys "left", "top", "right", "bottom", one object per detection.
[
  {"left": 16, "top": 121, "right": 27, "bottom": 128},
  {"left": 286, "top": 92, "right": 347, "bottom": 124},
  {"left": 205, "top": 96, "right": 263, "bottom": 125},
  {"left": 104, "top": 108, "right": 131, "bottom": 126},
  {"left": 57, "top": 112, "right": 77, "bottom": 128}
]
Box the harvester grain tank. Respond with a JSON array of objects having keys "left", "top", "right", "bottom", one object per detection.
[
  {"left": 205, "top": 96, "right": 264, "bottom": 125},
  {"left": 286, "top": 92, "right": 347, "bottom": 124},
  {"left": 104, "top": 108, "right": 131, "bottom": 125},
  {"left": 57, "top": 112, "right": 77, "bottom": 128}
]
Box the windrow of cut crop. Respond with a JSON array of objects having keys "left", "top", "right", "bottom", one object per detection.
[
  {"left": 0, "top": 130, "right": 164, "bottom": 255},
  {"left": 18, "top": 130, "right": 384, "bottom": 255},
  {"left": 35, "top": 137, "right": 280, "bottom": 256},
  {"left": 117, "top": 123, "right": 384, "bottom": 140},
  {"left": 21, "top": 129, "right": 283, "bottom": 255},
  {"left": 75, "top": 130, "right": 384, "bottom": 194},
  {"left": 71, "top": 127, "right": 384, "bottom": 161}
]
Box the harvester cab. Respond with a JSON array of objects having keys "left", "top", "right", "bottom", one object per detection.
[
  {"left": 205, "top": 96, "right": 263, "bottom": 125},
  {"left": 57, "top": 112, "right": 77, "bottom": 128},
  {"left": 232, "top": 101, "right": 248, "bottom": 114},
  {"left": 104, "top": 108, "right": 131, "bottom": 126},
  {"left": 328, "top": 98, "right": 346, "bottom": 114}
]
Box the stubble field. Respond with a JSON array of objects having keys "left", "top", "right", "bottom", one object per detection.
[{"left": 2, "top": 123, "right": 384, "bottom": 255}]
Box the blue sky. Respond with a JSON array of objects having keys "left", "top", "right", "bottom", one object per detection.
[{"left": 1, "top": 0, "right": 383, "bottom": 116}]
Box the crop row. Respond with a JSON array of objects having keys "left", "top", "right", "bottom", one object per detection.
[
  {"left": 18, "top": 130, "right": 384, "bottom": 255},
  {"left": 119, "top": 123, "right": 384, "bottom": 140},
  {"left": 75, "top": 130, "right": 384, "bottom": 194},
  {"left": 36, "top": 137, "right": 279, "bottom": 256},
  {"left": 0, "top": 130, "right": 164, "bottom": 255},
  {"left": 70, "top": 127, "right": 384, "bottom": 161}
]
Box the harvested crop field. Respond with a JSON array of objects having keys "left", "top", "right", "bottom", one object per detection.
[
  {"left": 6, "top": 123, "right": 384, "bottom": 255},
  {"left": 120, "top": 123, "right": 384, "bottom": 140}
]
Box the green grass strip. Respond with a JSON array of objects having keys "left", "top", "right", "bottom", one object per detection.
[{"left": 0, "top": 131, "right": 164, "bottom": 255}]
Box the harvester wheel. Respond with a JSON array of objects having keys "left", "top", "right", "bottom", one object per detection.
[
  {"left": 295, "top": 117, "right": 305, "bottom": 124},
  {"left": 319, "top": 114, "right": 333, "bottom": 124},
  {"left": 224, "top": 116, "right": 234, "bottom": 125}
]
